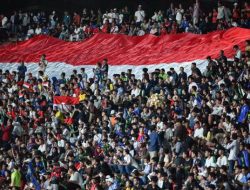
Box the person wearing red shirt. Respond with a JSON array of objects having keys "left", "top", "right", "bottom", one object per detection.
[
  {"left": 1, "top": 119, "right": 13, "bottom": 149},
  {"left": 85, "top": 24, "right": 94, "bottom": 37},
  {"left": 232, "top": 3, "right": 240, "bottom": 21},
  {"left": 170, "top": 21, "right": 177, "bottom": 34},
  {"left": 73, "top": 12, "right": 81, "bottom": 26},
  {"left": 212, "top": 8, "right": 218, "bottom": 30},
  {"left": 101, "top": 20, "right": 110, "bottom": 33},
  {"left": 242, "top": 2, "right": 250, "bottom": 18},
  {"left": 160, "top": 25, "right": 167, "bottom": 35},
  {"left": 164, "top": 18, "right": 171, "bottom": 32},
  {"left": 7, "top": 105, "right": 16, "bottom": 120}
]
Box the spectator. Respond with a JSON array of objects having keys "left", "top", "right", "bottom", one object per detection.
[
  {"left": 17, "top": 61, "right": 27, "bottom": 81},
  {"left": 135, "top": 5, "right": 145, "bottom": 26}
]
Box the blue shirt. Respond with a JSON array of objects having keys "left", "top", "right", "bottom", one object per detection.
[
  {"left": 239, "top": 173, "right": 250, "bottom": 184},
  {"left": 17, "top": 65, "right": 27, "bottom": 75},
  {"left": 148, "top": 131, "right": 160, "bottom": 151},
  {"left": 237, "top": 104, "right": 249, "bottom": 123}
]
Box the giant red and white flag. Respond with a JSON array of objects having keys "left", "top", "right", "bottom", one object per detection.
[
  {"left": 53, "top": 96, "right": 79, "bottom": 111},
  {"left": 0, "top": 28, "right": 249, "bottom": 77}
]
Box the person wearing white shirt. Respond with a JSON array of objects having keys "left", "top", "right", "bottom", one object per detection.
[
  {"left": 193, "top": 0, "right": 200, "bottom": 25},
  {"left": 123, "top": 149, "right": 134, "bottom": 174},
  {"left": 38, "top": 141, "right": 46, "bottom": 153},
  {"left": 140, "top": 157, "right": 151, "bottom": 183},
  {"left": 205, "top": 150, "right": 216, "bottom": 168},
  {"left": 150, "top": 25, "right": 158, "bottom": 35},
  {"left": 216, "top": 150, "right": 228, "bottom": 167},
  {"left": 134, "top": 5, "right": 145, "bottom": 24},
  {"left": 57, "top": 136, "right": 65, "bottom": 148},
  {"left": 119, "top": 11, "right": 124, "bottom": 24},
  {"left": 70, "top": 26, "right": 81, "bottom": 41},
  {"left": 188, "top": 81, "right": 199, "bottom": 93},
  {"left": 35, "top": 26, "right": 42, "bottom": 35},
  {"left": 217, "top": 2, "right": 225, "bottom": 20},
  {"left": 137, "top": 29, "right": 145, "bottom": 36},
  {"left": 112, "top": 8, "right": 119, "bottom": 23},
  {"left": 108, "top": 9, "right": 114, "bottom": 23},
  {"left": 102, "top": 11, "right": 110, "bottom": 24},
  {"left": 234, "top": 166, "right": 243, "bottom": 182},
  {"left": 110, "top": 23, "right": 119, "bottom": 34},
  {"left": 27, "top": 26, "right": 34, "bottom": 39},
  {"left": 1, "top": 16, "right": 8, "bottom": 28},
  {"left": 194, "top": 122, "right": 204, "bottom": 138},
  {"left": 176, "top": 6, "right": 184, "bottom": 24},
  {"left": 151, "top": 12, "right": 159, "bottom": 21},
  {"left": 131, "top": 85, "right": 141, "bottom": 97},
  {"left": 223, "top": 116, "right": 232, "bottom": 132},
  {"left": 68, "top": 166, "right": 83, "bottom": 188},
  {"left": 233, "top": 45, "right": 242, "bottom": 60},
  {"left": 226, "top": 133, "right": 239, "bottom": 174},
  {"left": 22, "top": 13, "right": 29, "bottom": 27}
]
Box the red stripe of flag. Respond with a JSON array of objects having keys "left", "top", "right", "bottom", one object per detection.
[{"left": 53, "top": 96, "right": 79, "bottom": 105}]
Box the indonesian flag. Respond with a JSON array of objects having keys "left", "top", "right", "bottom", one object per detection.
[
  {"left": 53, "top": 96, "right": 79, "bottom": 111},
  {"left": 74, "top": 162, "right": 83, "bottom": 171},
  {"left": 23, "top": 82, "right": 32, "bottom": 89},
  {"left": 0, "top": 28, "right": 249, "bottom": 77},
  {"left": 19, "top": 92, "right": 24, "bottom": 98},
  {"left": 42, "top": 82, "right": 49, "bottom": 87}
]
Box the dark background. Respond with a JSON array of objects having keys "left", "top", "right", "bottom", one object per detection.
[{"left": 0, "top": 0, "right": 242, "bottom": 16}]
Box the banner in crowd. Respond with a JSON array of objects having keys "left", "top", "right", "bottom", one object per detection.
[
  {"left": 0, "top": 27, "right": 249, "bottom": 77},
  {"left": 53, "top": 96, "right": 79, "bottom": 111}
]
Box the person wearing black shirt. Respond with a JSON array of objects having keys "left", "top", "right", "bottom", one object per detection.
[{"left": 191, "top": 62, "right": 202, "bottom": 77}]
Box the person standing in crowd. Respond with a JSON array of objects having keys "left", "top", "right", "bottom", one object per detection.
[
  {"left": 148, "top": 125, "right": 161, "bottom": 159},
  {"left": 17, "top": 61, "right": 27, "bottom": 81},
  {"left": 217, "top": 1, "right": 225, "bottom": 21},
  {"left": 134, "top": 5, "right": 145, "bottom": 26},
  {"left": 10, "top": 165, "right": 22, "bottom": 189},
  {"left": 101, "top": 58, "right": 109, "bottom": 80},
  {"left": 234, "top": 44, "right": 242, "bottom": 60},
  {"left": 38, "top": 54, "right": 48, "bottom": 74},
  {"left": 225, "top": 133, "right": 240, "bottom": 174}
]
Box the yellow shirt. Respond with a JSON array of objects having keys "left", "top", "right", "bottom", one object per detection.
[
  {"left": 109, "top": 83, "right": 114, "bottom": 91},
  {"left": 11, "top": 170, "right": 21, "bottom": 187},
  {"left": 79, "top": 93, "right": 86, "bottom": 101},
  {"left": 55, "top": 110, "right": 64, "bottom": 121},
  {"left": 246, "top": 46, "right": 250, "bottom": 52}
]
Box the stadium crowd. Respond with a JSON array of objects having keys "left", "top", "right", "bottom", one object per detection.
[
  {"left": 0, "top": 1, "right": 250, "bottom": 41},
  {"left": 0, "top": 36, "right": 249, "bottom": 189}
]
